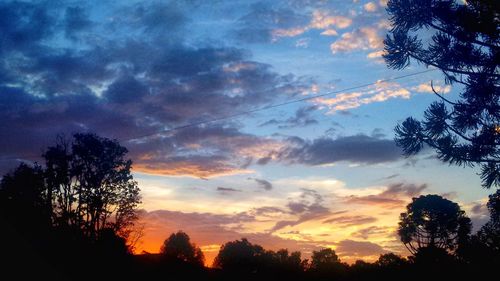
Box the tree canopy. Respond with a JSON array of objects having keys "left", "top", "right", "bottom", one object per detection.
[
  {"left": 43, "top": 133, "right": 141, "bottom": 239},
  {"left": 384, "top": 0, "right": 500, "bottom": 188},
  {"left": 213, "top": 238, "right": 267, "bottom": 272},
  {"left": 0, "top": 133, "right": 141, "bottom": 241},
  {"left": 160, "top": 231, "right": 205, "bottom": 266},
  {"left": 398, "top": 194, "right": 471, "bottom": 254},
  {"left": 310, "top": 248, "right": 340, "bottom": 269}
]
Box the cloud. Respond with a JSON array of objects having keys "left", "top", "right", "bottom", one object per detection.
[
  {"left": 217, "top": 187, "right": 242, "bottom": 193},
  {"left": 273, "top": 27, "right": 308, "bottom": 38},
  {"left": 330, "top": 27, "right": 383, "bottom": 53},
  {"left": 248, "top": 178, "right": 273, "bottom": 191},
  {"left": 128, "top": 124, "right": 285, "bottom": 178},
  {"left": 412, "top": 82, "right": 452, "bottom": 94},
  {"left": 351, "top": 226, "right": 395, "bottom": 240},
  {"left": 249, "top": 206, "right": 288, "bottom": 217},
  {"left": 335, "top": 239, "right": 386, "bottom": 261},
  {"left": 0, "top": 1, "right": 55, "bottom": 53},
  {"left": 320, "top": 29, "right": 338, "bottom": 36},
  {"left": 0, "top": 2, "right": 309, "bottom": 177},
  {"left": 381, "top": 183, "right": 428, "bottom": 197},
  {"left": 133, "top": 2, "right": 187, "bottom": 34},
  {"left": 270, "top": 188, "right": 330, "bottom": 232},
  {"left": 133, "top": 155, "right": 251, "bottom": 179},
  {"left": 276, "top": 134, "right": 402, "bottom": 166},
  {"left": 64, "top": 6, "right": 93, "bottom": 40},
  {"left": 465, "top": 199, "right": 490, "bottom": 232},
  {"left": 295, "top": 37, "right": 311, "bottom": 48},
  {"left": 471, "top": 202, "right": 487, "bottom": 215},
  {"left": 309, "top": 10, "right": 352, "bottom": 29},
  {"left": 344, "top": 183, "right": 427, "bottom": 208},
  {"left": 137, "top": 209, "right": 322, "bottom": 265},
  {"left": 259, "top": 106, "right": 318, "bottom": 129},
  {"left": 313, "top": 80, "right": 410, "bottom": 113},
  {"left": 363, "top": 2, "right": 378, "bottom": 12},
  {"left": 272, "top": 10, "right": 352, "bottom": 41},
  {"left": 234, "top": 3, "right": 309, "bottom": 43},
  {"left": 367, "top": 50, "right": 385, "bottom": 59},
  {"left": 322, "top": 215, "right": 377, "bottom": 226}
]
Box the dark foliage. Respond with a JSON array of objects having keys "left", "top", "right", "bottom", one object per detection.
[
  {"left": 0, "top": 133, "right": 140, "bottom": 280},
  {"left": 385, "top": 0, "right": 500, "bottom": 188},
  {"left": 475, "top": 189, "right": 500, "bottom": 255},
  {"left": 398, "top": 194, "right": 471, "bottom": 254},
  {"left": 160, "top": 231, "right": 205, "bottom": 266}
]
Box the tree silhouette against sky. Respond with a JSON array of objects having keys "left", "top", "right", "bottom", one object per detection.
[
  {"left": 385, "top": 0, "right": 500, "bottom": 188},
  {"left": 160, "top": 231, "right": 205, "bottom": 267},
  {"left": 398, "top": 194, "right": 471, "bottom": 254}
]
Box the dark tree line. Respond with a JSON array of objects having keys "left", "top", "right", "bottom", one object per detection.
[
  {"left": 141, "top": 193, "right": 499, "bottom": 280},
  {"left": 146, "top": 193, "right": 499, "bottom": 281},
  {"left": 1, "top": 133, "right": 500, "bottom": 280},
  {"left": 134, "top": 194, "right": 500, "bottom": 280}
]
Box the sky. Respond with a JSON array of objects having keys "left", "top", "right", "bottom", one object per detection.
[{"left": 0, "top": 0, "right": 493, "bottom": 265}]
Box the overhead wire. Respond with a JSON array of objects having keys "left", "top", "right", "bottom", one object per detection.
[
  {"left": 1, "top": 68, "right": 438, "bottom": 161},
  {"left": 120, "top": 68, "right": 438, "bottom": 142}
]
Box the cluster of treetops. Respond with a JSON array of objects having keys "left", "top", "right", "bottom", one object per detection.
[{"left": 0, "top": 133, "right": 499, "bottom": 280}]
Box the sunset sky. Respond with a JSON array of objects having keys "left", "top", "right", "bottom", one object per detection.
[{"left": 0, "top": 0, "right": 490, "bottom": 265}]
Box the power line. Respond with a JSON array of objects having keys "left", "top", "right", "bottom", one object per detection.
[
  {"left": 0, "top": 68, "right": 438, "bottom": 161},
  {"left": 120, "top": 68, "right": 437, "bottom": 142}
]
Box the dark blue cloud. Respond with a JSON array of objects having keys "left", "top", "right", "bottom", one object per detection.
[
  {"left": 0, "top": 1, "right": 55, "bottom": 53},
  {"left": 248, "top": 178, "right": 273, "bottom": 190},
  {"left": 64, "top": 6, "right": 93, "bottom": 40},
  {"left": 277, "top": 134, "right": 403, "bottom": 165},
  {"left": 233, "top": 2, "right": 308, "bottom": 43},
  {"left": 0, "top": 1, "right": 309, "bottom": 176},
  {"left": 259, "top": 105, "right": 318, "bottom": 129}
]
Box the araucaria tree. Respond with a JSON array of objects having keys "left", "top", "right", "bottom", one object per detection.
[
  {"left": 398, "top": 195, "right": 471, "bottom": 254},
  {"left": 384, "top": 0, "right": 500, "bottom": 188},
  {"left": 43, "top": 133, "right": 141, "bottom": 239}
]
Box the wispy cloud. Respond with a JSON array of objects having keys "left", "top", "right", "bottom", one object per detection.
[
  {"left": 272, "top": 10, "right": 352, "bottom": 41},
  {"left": 344, "top": 183, "right": 428, "bottom": 208},
  {"left": 313, "top": 80, "right": 410, "bottom": 113},
  {"left": 330, "top": 27, "right": 383, "bottom": 53}
]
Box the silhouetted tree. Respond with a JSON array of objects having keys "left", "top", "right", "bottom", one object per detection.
[
  {"left": 375, "top": 253, "right": 408, "bottom": 268},
  {"left": 477, "top": 189, "right": 500, "bottom": 252},
  {"left": 0, "top": 163, "right": 50, "bottom": 230},
  {"left": 384, "top": 0, "right": 500, "bottom": 188},
  {"left": 398, "top": 194, "right": 471, "bottom": 254},
  {"left": 309, "top": 248, "right": 347, "bottom": 277},
  {"left": 213, "top": 238, "right": 267, "bottom": 273},
  {"left": 43, "top": 133, "right": 141, "bottom": 239},
  {"left": 456, "top": 190, "right": 500, "bottom": 274},
  {"left": 310, "top": 248, "right": 339, "bottom": 269},
  {"left": 160, "top": 231, "right": 205, "bottom": 267},
  {"left": 373, "top": 253, "right": 408, "bottom": 280},
  {"left": 410, "top": 245, "right": 457, "bottom": 270},
  {"left": 0, "top": 133, "right": 141, "bottom": 280},
  {"left": 273, "top": 249, "right": 307, "bottom": 273},
  {"left": 43, "top": 136, "right": 73, "bottom": 227}
]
